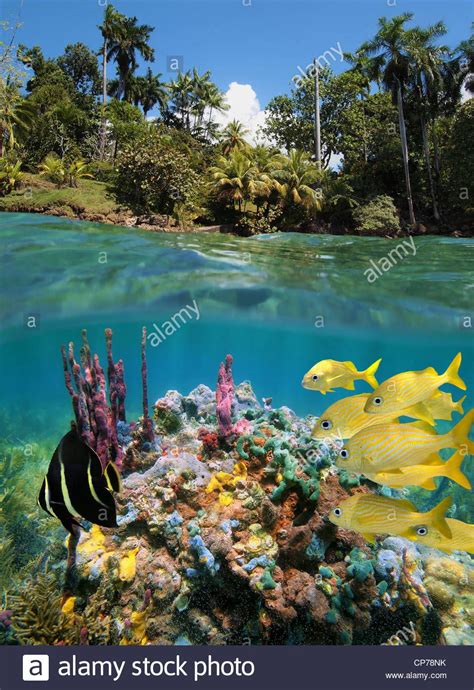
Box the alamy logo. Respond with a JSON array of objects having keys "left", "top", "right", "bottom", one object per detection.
[{"left": 22, "top": 655, "right": 50, "bottom": 682}]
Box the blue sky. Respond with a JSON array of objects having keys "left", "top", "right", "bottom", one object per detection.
[{"left": 3, "top": 0, "right": 472, "bottom": 127}]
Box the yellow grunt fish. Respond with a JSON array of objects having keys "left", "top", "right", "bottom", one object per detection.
[
  {"left": 336, "top": 409, "right": 474, "bottom": 474},
  {"left": 302, "top": 358, "right": 381, "bottom": 394},
  {"left": 404, "top": 518, "right": 474, "bottom": 554},
  {"left": 311, "top": 393, "right": 455, "bottom": 441},
  {"left": 328, "top": 494, "right": 452, "bottom": 541},
  {"left": 368, "top": 449, "right": 471, "bottom": 491},
  {"left": 364, "top": 353, "right": 466, "bottom": 423}
]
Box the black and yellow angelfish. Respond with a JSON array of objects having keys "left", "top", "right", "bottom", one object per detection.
[{"left": 38, "top": 430, "right": 121, "bottom": 534}]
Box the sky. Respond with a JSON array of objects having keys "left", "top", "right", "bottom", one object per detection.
[{"left": 3, "top": 0, "right": 473, "bottom": 139}]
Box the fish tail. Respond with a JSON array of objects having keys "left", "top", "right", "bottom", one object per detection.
[
  {"left": 444, "top": 450, "right": 471, "bottom": 490},
  {"left": 454, "top": 395, "right": 466, "bottom": 416},
  {"left": 361, "top": 358, "right": 382, "bottom": 389},
  {"left": 450, "top": 408, "right": 474, "bottom": 455},
  {"left": 426, "top": 496, "right": 452, "bottom": 538},
  {"left": 443, "top": 352, "right": 466, "bottom": 390}
]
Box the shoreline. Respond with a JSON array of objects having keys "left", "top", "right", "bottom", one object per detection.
[{"left": 1, "top": 204, "right": 473, "bottom": 238}]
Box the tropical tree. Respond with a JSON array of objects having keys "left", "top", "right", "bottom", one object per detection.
[
  {"left": 457, "top": 23, "right": 474, "bottom": 94},
  {"left": 67, "top": 159, "right": 94, "bottom": 187},
  {"left": 98, "top": 4, "right": 124, "bottom": 157},
  {"left": 0, "top": 159, "right": 23, "bottom": 196},
  {"left": 220, "top": 120, "right": 250, "bottom": 155},
  {"left": 38, "top": 154, "right": 66, "bottom": 187},
  {"left": 106, "top": 14, "right": 155, "bottom": 102},
  {"left": 0, "top": 81, "right": 36, "bottom": 157},
  {"left": 129, "top": 68, "right": 168, "bottom": 116},
  {"left": 273, "top": 149, "right": 322, "bottom": 210},
  {"left": 406, "top": 22, "right": 449, "bottom": 220},
  {"left": 358, "top": 13, "right": 417, "bottom": 226},
  {"left": 209, "top": 150, "right": 262, "bottom": 212}
]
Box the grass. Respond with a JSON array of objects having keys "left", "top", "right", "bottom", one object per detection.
[{"left": 0, "top": 174, "right": 122, "bottom": 217}]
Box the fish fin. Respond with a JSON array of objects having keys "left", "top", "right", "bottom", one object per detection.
[
  {"left": 454, "top": 395, "right": 466, "bottom": 416},
  {"left": 345, "top": 380, "right": 356, "bottom": 391},
  {"left": 342, "top": 361, "right": 358, "bottom": 373},
  {"left": 450, "top": 408, "right": 474, "bottom": 455},
  {"left": 443, "top": 352, "right": 466, "bottom": 390},
  {"left": 379, "top": 468, "right": 404, "bottom": 475},
  {"left": 444, "top": 450, "right": 471, "bottom": 490},
  {"left": 360, "top": 358, "right": 382, "bottom": 389},
  {"left": 104, "top": 462, "right": 122, "bottom": 493},
  {"left": 405, "top": 420, "right": 437, "bottom": 434},
  {"left": 419, "top": 453, "right": 443, "bottom": 466},
  {"left": 406, "top": 402, "right": 436, "bottom": 426},
  {"left": 426, "top": 497, "right": 452, "bottom": 539},
  {"left": 419, "top": 478, "right": 437, "bottom": 490},
  {"left": 361, "top": 532, "right": 376, "bottom": 544}
]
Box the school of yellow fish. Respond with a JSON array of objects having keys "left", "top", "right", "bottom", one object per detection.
[{"left": 302, "top": 353, "right": 474, "bottom": 554}]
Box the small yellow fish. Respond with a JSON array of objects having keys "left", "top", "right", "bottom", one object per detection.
[
  {"left": 336, "top": 409, "right": 474, "bottom": 474},
  {"left": 404, "top": 518, "right": 474, "bottom": 554},
  {"left": 364, "top": 353, "right": 466, "bottom": 422},
  {"left": 302, "top": 358, "right": 381, "bottom": 394},
  {"left": 312, "top": 393, "right": 442, "bottom": 440},
  {"left": 368, "top": 449, "right": 471, "bottom": 491},
  {"left": 329, "top": 494, "right": 452, "bottom": 540}
]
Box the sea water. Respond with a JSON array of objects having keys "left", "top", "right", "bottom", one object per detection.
[{"left": 0, "top": 212, "right": 473, "bottom": 495}]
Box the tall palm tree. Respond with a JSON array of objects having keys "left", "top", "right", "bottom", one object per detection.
[
  {"left": 167, "top": 71, "right": 194, "bottom": 130},
  {"left": 98, "top": 4, "right": 124, "bottom": 158},
  {"left": 107, "top": 16, "right": 155, "bottom": 101},
  {"left": 220, "top": 120, "right": 250, "bottom": 155},
  {"left": 359, "top": 13, "right": 417, "bottom": 226},
  {"left": 204, "top": 84, "right": 229, "bottom": 140},
  {"left": 273, "top": 149, "right": 322, "bottom": 210},
  {"left": 406, "top": 22, "right": 449, "bottom": 221}
]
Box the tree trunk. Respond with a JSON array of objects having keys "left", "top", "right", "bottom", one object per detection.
[
  {"left": 313, "top": 59, "right": 321, "bottom": 171},
  {"left": 0, "top": 126, "right": 4, "bottom": 158},
  {"left": 420, "top": 115, "right": 440, "bottom": 221},
  {"left": 396, "top": 81, "right": 416, "bottom": 227},
  {"left": 99, "top": 40, "right": 108, "bottom": 160}
]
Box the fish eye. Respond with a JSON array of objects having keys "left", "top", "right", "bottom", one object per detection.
[
  {"left": 339, "top": 449, "right": 350, "bottom": 460},
  {"left": 373, "top": 396, "right": 384, "bottom": 406},
  {"left": 333, "top": 508, "right": 342, "bottom": 517},
  {"left": 321, "top": 420, "right": 332, "bottom": 430},
  {"left": 312, "top": 374, "right": 319, "bottom": 381},
  {"left": 416, "top": 526, "right": 428, "bottom": 536}
]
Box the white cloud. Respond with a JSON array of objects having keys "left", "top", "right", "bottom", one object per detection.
[{"left": 213, "top": 82, "right": 268, "bottom": 144}]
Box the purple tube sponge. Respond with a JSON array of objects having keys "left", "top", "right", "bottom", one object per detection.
[
  {"left": 216, "top": 354, "right": 234, "bottom": 439},
  {"left": 141, "top": 327, "right": 155, "bottom": 444}
]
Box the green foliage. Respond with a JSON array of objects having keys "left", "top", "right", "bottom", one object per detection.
[
  {"left": 440, "top": 100, "right": 474, "bottom": 213},
  {"left": 38, "top": 154, "right": 66, "bottom": 187},
  {"left": 0, "top": 159, "right": 23, "bottom": 196},
  {"left": 114, "top": 131, "right": 201, "bottom": 215},
  {"left": 353, "top": 195, "right": 401, "bottom": 235},
  {"left": 57, "top": 42, "right": 101, "bottom": 96}
]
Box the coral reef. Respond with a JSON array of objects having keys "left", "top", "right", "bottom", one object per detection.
[{"left": 2, "top": 353, "right": 473, "bottom": 647}]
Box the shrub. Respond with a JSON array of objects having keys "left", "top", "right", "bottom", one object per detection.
[
  {"left": 0, "top": 160, "right": 23, "bottom": 196},
  {"left": 353, "top": 195, "right": 400, "bottom": 235},
  {"left": 114, "top": 131, "right": 201, "bottom": 216}
]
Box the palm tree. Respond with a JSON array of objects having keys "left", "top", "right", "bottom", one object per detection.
[
  {"left": 204, "top": 84, "right": 229, "bottom": 141},
  {"left": 107, "top": 16, "right": 155, "bottom": 101},
  {"left": 67, "top": 160, "right": 94, "bottom": 188},
  {"left": 406, "top": 22, "right": 449, "bottom": 221},
  {"left": 38, "top": 154, "right": 66, "bottom": 188},
  {"left": 220, "top": 120, "right": 250, "bottom": 155},
  {"left": 210, "top": 150, "right": 264, "bottom": 212},
  {"left": 167, "top": 71, "right": 194, "bottom": 130},
  {"left": 359, "top": 13, "right": 417, "bottom": 226},
  {"left": 98, "top": 4, "right": 124, "bottom": 158},
  {"left": 273, "top": 149, "right": 322, "bottom": 210},
  {"left": 0, "top": 82, "right": 36, "bottom": 157},
  {"left": 127, "top": 68, "right": 168, "bottom": 116}
]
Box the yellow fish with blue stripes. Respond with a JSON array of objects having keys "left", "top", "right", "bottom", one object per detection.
[
  {"left": 368, "top": 449, "right": 471, "bottom": 491},
  {"left": 302, "top": 358, "right": 381, "bottom": 394},
  {"left": 329, "top": 494, "right": 453, "bottom": 541},
  {"left": 404, "top": 518, "right": 474, "bottom": 554},
  {"left": 364, "top": 353, "right": 466, "bottom": 424},
  {"left": 336, "top": 409, "right": 474, "bottom": 474}
]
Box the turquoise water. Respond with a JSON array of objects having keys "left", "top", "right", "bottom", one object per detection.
[{"left": 0, "top": 212, "right": 473, "bottom": 441}]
